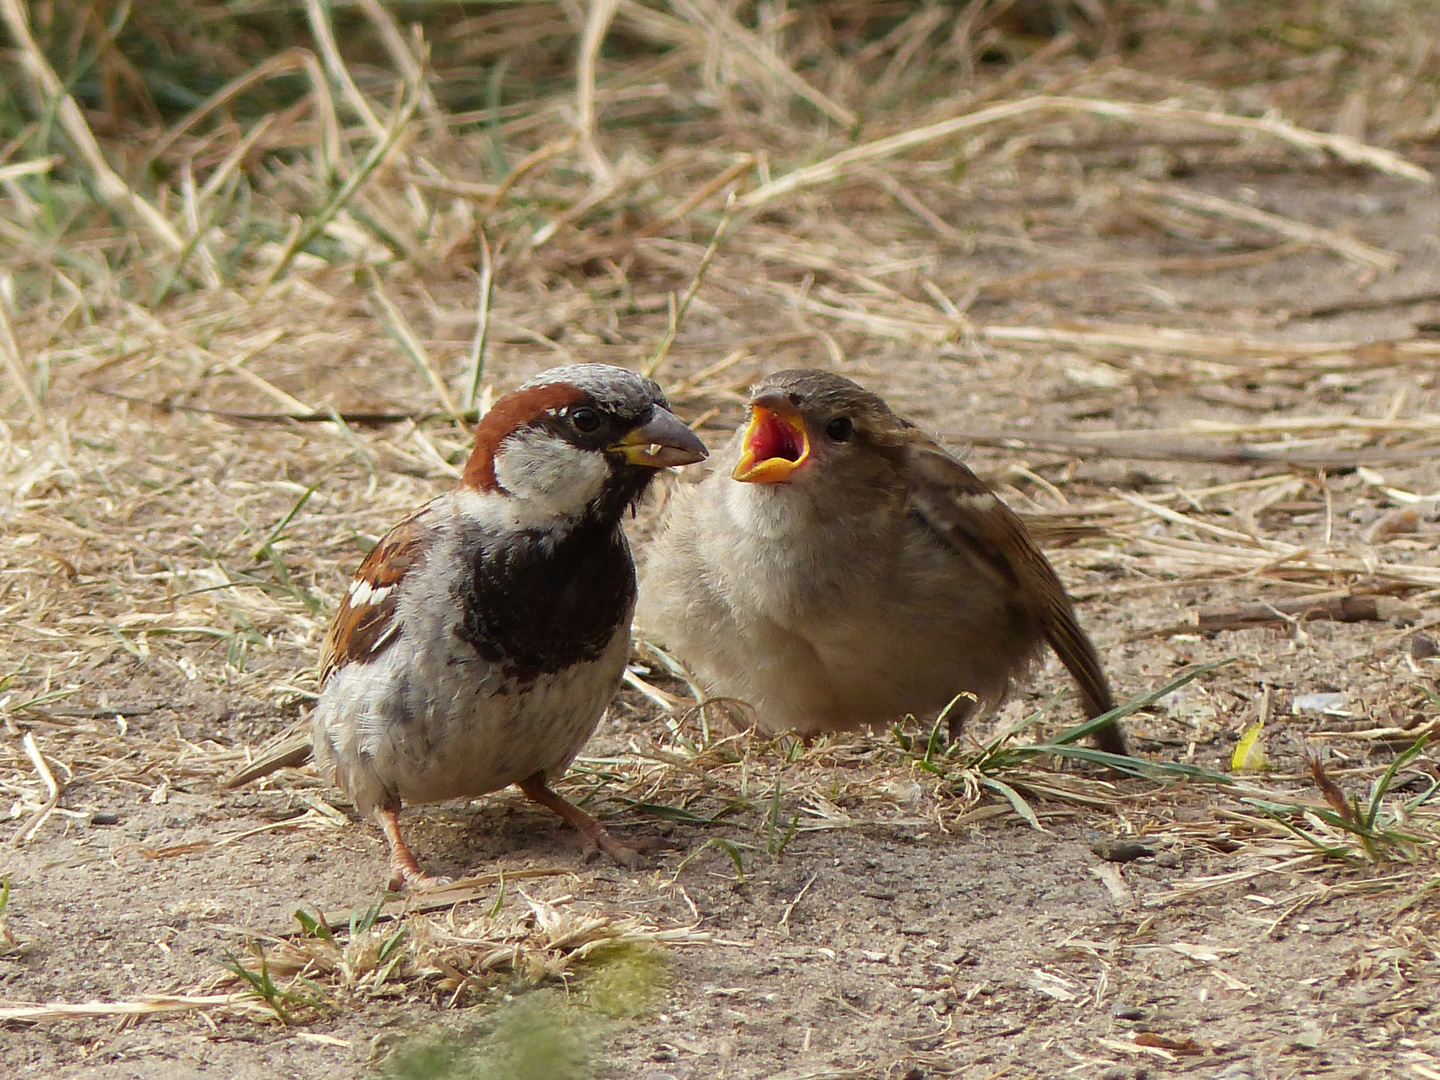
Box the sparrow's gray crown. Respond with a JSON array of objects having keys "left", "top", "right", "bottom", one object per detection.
[
  {"left": 521, "top": 363, "right": 671, "bottom": 423},
  {"left": 755, "top": 369, "right": 895, "bottom": 422}
]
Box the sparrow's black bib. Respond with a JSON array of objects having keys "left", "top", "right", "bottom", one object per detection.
[{"left": 454, "top": 515, "right": 636, "bottom": 684}]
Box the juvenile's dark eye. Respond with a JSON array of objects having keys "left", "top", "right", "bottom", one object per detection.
[
  {"left": 826, "top": 416, "right": 853, "bottom": 442},
  {"left": 569, "top": 407, "right": 601, "bottom": 433}
]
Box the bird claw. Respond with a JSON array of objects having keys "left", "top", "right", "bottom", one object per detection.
[
  {"left": 388, "top": 867, "right": 454, "bottom": 893},
  {"left": 600, "top": 842, "right": 649, "bottom": 871},
  {"left": 588, "top": 831, "right": 649, "bottom": 870}
]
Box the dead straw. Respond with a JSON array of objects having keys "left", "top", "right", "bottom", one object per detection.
[
  {"left": 643, "top": 195, "right": 735, "bottom": 380},
  {"left": 1128, "top": 180, "right": 1400, "bottom": 272},
  {"left": 576, "top": 0, "right": 621, "bottom": 181},
  {"left": 738, "top": 94, "right": 1433, "bottom": 210},
  {"left": 0, "top": 993, "right": 261, "bottom": 1024},
  {"left": 0, "top": 0, "right": 183, "bottom": 251},
  {"left": 302, "top": 0, "right": 386, "bottom": 140},
  {"left": 9, "top": 732, "right": 61, "bottom": 845},
  {"left": 259, "top": 91, "right": 421, "bottom": 288},
  {"left": 464, "top": 230, "right": 496, "bottom": 415},
  {"left": 0, "top": 298, "right": 43, "bottom": 424}
]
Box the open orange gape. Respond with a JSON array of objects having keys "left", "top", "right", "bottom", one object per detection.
[{"left": 732, "top": 398, "right": 811, "bottom": 483}]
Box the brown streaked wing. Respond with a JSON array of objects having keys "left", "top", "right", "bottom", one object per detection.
[
  {"left": 903, "top": 437, "right": 1124, "bottom": 752},
  {"left": 319, "top": 511, "right": 433, "bottom": 684}
]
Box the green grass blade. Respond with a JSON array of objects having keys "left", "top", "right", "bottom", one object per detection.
[
  {"left": 978, "top": 775, "right": 1042, "bottom": 831},
  {"left": 1365, "top": 734, "right": 1429, "bottom": 830},
  {"left": 1050, "top": 659, "right": 1236, "bottom": 748}
]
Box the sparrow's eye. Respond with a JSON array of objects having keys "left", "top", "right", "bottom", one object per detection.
[
  {"left": 569, "top": 407, "right": 602, "bottom": 433},
  {"left": 826, "top": 416, "right": 854, "bottom": 442}
]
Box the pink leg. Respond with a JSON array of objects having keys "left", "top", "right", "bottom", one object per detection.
[
  {"left": 517, "top": 772, "right": 643, "bottom": 868},
  {"left": 376, "top": 806, "right": 449, "bottom": 891}
]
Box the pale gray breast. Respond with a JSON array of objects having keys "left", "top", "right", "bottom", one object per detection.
[
  {"left": 314, "top": 609, "right": 631, "bottom": 813},
  {"left": 313, "top": 511, "right": 635, "bottom": 814}
]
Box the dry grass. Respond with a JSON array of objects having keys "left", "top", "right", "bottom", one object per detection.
[{"left": 3, "top": 1, "right": 1440, "bottom": 1066}]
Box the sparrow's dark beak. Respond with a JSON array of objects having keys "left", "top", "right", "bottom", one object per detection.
[
  {"left": 733, "top": 392, "right": 810, "bottom": 484},
  {"left": 611, "top": 406, "right": 708, "bottom": 468}
]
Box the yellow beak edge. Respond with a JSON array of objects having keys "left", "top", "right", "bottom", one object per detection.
[{"left": 732, "top": 405, "right": 810, "bottom": 483}]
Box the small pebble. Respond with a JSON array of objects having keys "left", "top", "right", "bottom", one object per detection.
[
  {"left": 1410, "top": 634, "right": 1439, "bottom": 661},
  {"left": 90, "top": 811, "right": 120, "bottom": 826},
  {"left": 1111, "top": 1002, "right": 1147, "bottom": 1021},
  {"left": 1216, "top": 1062, "right": 1256, "bottom": 1080},
  {"left": 1367, "top": 506, "right": 1419, "bottom": 543},
  {"left": 1292, "top": 1023, "right": 1323, "bottom": 1050},
  {"left": 1292, "top": 692, "right": 1348, "bottom": 716},
  {"left": 1394, "top": 773, "right": 1436, "bottom": 794}
]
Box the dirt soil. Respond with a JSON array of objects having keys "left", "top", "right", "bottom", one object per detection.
[{"left": 6, "top": 10, "right": 1440, "bottom": 1080}]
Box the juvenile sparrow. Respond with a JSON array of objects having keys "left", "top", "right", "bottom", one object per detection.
[
  {"left": 230, "top": 364, "right": 707, "bottom": 888},
  {"left": 637, "top": 369, "right": 1127, "bottom": 755}
]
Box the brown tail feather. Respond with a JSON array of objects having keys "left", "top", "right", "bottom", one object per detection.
[
  {"left": 1044, "top": 611, "right": 1128, "bottom": 757},
  {"left": 224, "top": 733, "right": 314, "bottom": 788}
]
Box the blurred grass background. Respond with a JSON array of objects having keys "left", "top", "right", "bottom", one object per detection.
[{"left": 3, "top": 0, "right": 1437, "bottom": 328}]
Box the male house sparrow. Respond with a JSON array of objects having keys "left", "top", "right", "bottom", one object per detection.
[
  {"left": 637, "top": 369, "right": 1127, "bottom": 756},
  {"left": 230, "top": 364, "right": 707, "bottom": 888}
]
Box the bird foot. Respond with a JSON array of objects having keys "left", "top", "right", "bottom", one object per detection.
[
  {"left": 377, "top": 805, "right": 452, "bottom": 893},
  {"left": 388, "top": 867, "right": 454, "bottom": 893},
  {"left": 519, "top": 772, "right": 648, "bottom": 871},
  {"left": 586, "top": 828, "right": 649, "bottom": 870}
]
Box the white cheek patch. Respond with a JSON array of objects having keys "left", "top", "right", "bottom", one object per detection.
[
  {"left": 348, "top": 578, "right": 395, "bottom": 608},
  {"left": 493, "top": 429, "right": 610, "bottom": 518}
]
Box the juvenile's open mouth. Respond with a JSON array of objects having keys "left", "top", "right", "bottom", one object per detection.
[{"left": 732, "top": 404, "right": 810, "bottom": 483}]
